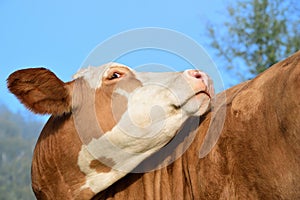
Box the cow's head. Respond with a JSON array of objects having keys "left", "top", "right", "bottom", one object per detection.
[{"left": 7, "top": 63, "right": 214, "bottom": 195}]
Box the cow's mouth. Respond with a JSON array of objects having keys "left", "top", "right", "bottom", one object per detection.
[
  {"left": 195, "top": 90, "right": 211, "bottom": 98},
  {"left": 172, "top": 90, "right": 211, "bottom": 110}
]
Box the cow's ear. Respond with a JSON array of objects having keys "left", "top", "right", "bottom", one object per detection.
[{"left": 7, "top": 68, "right": 73, "bottom": 115}]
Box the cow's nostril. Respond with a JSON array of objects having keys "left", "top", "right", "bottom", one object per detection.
[
  {"left": 186, "top": 70, "right": 202, "bottom": 79},
  {"left": 194, "top": 72, "right": 202, "bottom": 79}
]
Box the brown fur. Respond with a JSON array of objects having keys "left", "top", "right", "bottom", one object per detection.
[
  {"left": 93, "top": 52, "right": 300, "bottom": 199},
  {"left": 90, "top": 158, "right": 116, "bottom": 173},
  {"left": 31, "top": 113, "right": 90, "bottom": 199},
  {"left": 95, "top": 67, "right": 142, "bottom": 133}
]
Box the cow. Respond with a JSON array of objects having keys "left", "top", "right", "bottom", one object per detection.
[
  {"left": 7, "top": 63, "right": 214, "bottom": 199},
  {"left": 8, "top": 50, "right": 300, "bottom": 200},
  {"left": 93, "top": 51, "right": 300, "bottom": 199}
]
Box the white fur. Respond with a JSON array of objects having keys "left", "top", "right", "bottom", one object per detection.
[
  {"left": 114, "top": 88, "right": 130, "bottom": 98},
  {"left": 73, "top": 63, "right": 128, "bottom": 88}
]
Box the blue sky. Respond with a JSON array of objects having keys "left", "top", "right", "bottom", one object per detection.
[{"left": 1, "top": 0, "right": 232, "bottom": 115}]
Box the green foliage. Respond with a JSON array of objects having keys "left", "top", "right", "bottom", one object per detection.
[
  {"left": 0, "top": 106, "right": 43, "bottom": 200},
  {"left": 207, "top": 0, "right": 300, "bottom": 82}
]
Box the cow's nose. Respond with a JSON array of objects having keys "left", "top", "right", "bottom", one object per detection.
[
  {"left": 183, "top": 69, "right": 210, "bottom": 94},
  {"left": 185, "top": 69, "right": 205, "bottom": 79},
  {"left": 184, "top": 69, "right": 208, "bottom": 84}
]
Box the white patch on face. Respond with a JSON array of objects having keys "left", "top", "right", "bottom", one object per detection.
[
  {"left": 125, "top": 84, "right": 180, "bottom": 134},
  {"left": 73, "top": 62, "right": 128, "bottom": 89},
  {"left": 114, "top": 88, "right": 130, "bottom": 99}
]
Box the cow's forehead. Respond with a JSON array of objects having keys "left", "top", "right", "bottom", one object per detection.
[
  {"left": 72, "top": 63, "right": 184, "bottom": 89},
  {"left": 73, "top": 62, "right": 133, "bottom": 88}
]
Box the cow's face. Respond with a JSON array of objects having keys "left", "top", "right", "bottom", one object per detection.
[
  {"left": 72, "top": 63, "right": 213, "bottom": 136},
  {"left": 7, "top": 63, "right": 214, "bottom": 194}
]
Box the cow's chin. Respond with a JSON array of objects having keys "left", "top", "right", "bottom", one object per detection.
[{"left": 182, "top": 93, "right": 211, "bottom": 116}]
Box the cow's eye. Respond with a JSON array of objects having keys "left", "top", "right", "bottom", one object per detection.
[{"left": 109, "top": 72, "right": 121, "bottom": 80}]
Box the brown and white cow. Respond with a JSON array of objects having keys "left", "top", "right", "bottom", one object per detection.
[
  {"left": 93, "top": 52, "right": 300, "bottom": 199},
  {"left": 7, "top": 63, "right": 214, "bottom": 199},
  {"left": 8, "top": 51, "right": 300, "bottom": 200}
]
